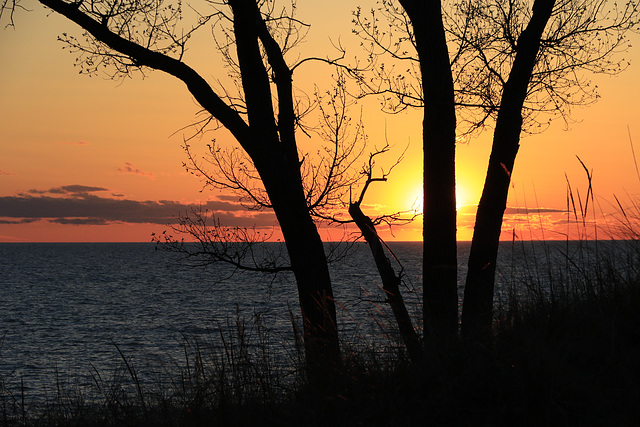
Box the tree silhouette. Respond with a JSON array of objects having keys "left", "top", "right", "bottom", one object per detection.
[
  {"left": 4, "top": 0, "right": 638, "bottom": 367},
  {"left": 352, "top": 0, "right": 638, "bottom": 341},
  {"left": 348, "top": 145, "right": 422, "bottom": 363},
  {"left": 20, "top": 0, "right": 347, "bottom": 381},
  {"left": 456, "top": 0, "right": 639, "bottom": 339},
  {"left": 353, "top": 0, "right": 459, "bottom": 341},
  {"left": 397, "top": 0, "right": 459, "bottom": 342}
]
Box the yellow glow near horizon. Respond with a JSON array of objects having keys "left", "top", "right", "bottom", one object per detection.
[
  {"left": 0, "top": 2, "right": 639, "bottom": 242},
  {"left": 403, "top": 182, "right": 473, "bottom": 212},
  {"left": 456, "top": 184, "right": 472, "bottom": 210},
  {"left": 407, "top": 185, "right": 423, "bottom": 213}
]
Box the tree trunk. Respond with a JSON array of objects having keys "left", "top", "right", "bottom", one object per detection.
[
  {"left": 253, "top": 147, "right": 341, "bottom": 383},
  {"left": 460, "top": 123, "right": 520, "bottom": 339},
  {"left": 399, "top": 0, "right": 458, "bottom": 341},
  {"left": 277, "top": 199, "right": 341, "bottom": 381},
  {"left": 349, "top": 202, "right": 422, "bottom": 364},
  {"left": 229, "top": 0, "right": 342, "bottom": 380},
  {"left": 461, "top": 0, "right": 556, "bottom": 340}
]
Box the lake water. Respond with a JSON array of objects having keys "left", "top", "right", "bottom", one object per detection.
[{"left": 1, "top": 240, "right": 637, "bottom": 400}]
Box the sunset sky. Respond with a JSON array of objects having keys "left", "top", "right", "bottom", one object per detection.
[{"left": 1, "top": 1, "right": 639, "bottom": 243}]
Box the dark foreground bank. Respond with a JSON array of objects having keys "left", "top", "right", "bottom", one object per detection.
[
  {"left": 2, "top": 240, "right": 640, "bottom": 426},
  {"left": 2, "top": 278, "right": 640, "bottom": 427}
]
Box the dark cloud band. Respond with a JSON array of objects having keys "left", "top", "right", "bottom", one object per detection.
[{"left": 0, "top": 190, "right": 275, "bottom": 227}]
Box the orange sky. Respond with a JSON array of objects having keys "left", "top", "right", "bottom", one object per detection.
[{"left": 1, "top": 2, "right": 639, "bottom": 242}]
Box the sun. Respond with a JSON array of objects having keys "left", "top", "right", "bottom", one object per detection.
[
  {"left": 407, "top": 186, "right": 424, "bottom": 212},
  {"left": 405, "top": 183, "right": 473, "bottom": 212},
  {"left": 456, "top": 184, "right": 469, "bottom": 210}
]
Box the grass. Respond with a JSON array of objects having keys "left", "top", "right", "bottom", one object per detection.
[
  {"left": 4, "top": 191, "right": 640, "bottom": 425},
  {"left": 3, "top": 251, "right": 640, "bottom": 426},
  {"left": 490, "top": 241, "right": 640, "bottom": 425},
  {"left": 1, "top": 312, "right": 300, "bottom": 426}
]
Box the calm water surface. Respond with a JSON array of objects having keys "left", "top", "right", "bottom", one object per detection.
[
  {"left": 0, "top": 242, "right": 422, "bottom": 399},
  {"left": 1, "top": 240, "right": 635, "bottom": 399}
]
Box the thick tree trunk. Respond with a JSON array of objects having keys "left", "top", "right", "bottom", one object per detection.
[
  {"left": 460, "top": 123, "right": 520, "bottom": 339},
  {"left": 422, "top": 108, "right": 458, "bottom": 341},
  {"left": 461, "top": 0, "right": 556, "bottom": 340},
  {"left": 255, "top": 148, "right": 341, "bottom": 383},
  {"left": 349, "top": 202, "right": 422, "bottom": 364},
  {"left": 276, "top": 196, "right": 341, "bottom": 381},
  {"left": 399, "top": 0, "right": 458, "bottom": 341},
  {"left": 229, "top": 0, "right": 342, "bottom": 380}
]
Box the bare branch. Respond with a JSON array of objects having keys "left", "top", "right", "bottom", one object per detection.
[
  {"left": 351, "top": 0, "right": 639, "bottom": 135},
  {"left": 154, "top": 206, "right": 292, "bottom": 274},
  {"left": 1, "top": 0, "right": 30, "bottom": 28}
]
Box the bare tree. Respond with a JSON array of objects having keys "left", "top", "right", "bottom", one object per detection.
[
  {"left": 348, "top": 147, "right": 422, "bottom": 363},
  {"left": 157, "top": 72, "right": 424, "bottom": 358},
  {"left": 180, "top": 72, "right": 366, "bottom": 223},
  {"left": 18, "top": 0, "right": 349, "bottom": 381},
  {"left": 154, "top": 72, "right": 371, "bottom": 283},
  {"left": 454, "top": 0, "right": 639, "bottom": 339},
  {"left": 352, "top": 0, "right": 459, "bottom": 341},
  {"left": 351, "top": 0, "right": 639, "bottom": 341}
]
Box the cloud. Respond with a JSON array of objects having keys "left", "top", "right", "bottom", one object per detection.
[
  {"left": 0, "top": 170, "right": 14, "bottom": 176},
  {"left": 458, "top": 205, "right": 565, "bottom": 216},
  {"left": 504, "top": 207, "right": 566, "bottom": 215},
  {"left": 0, "top": 189, "right": 275, "bottom": 227},
  {"left": 27, "top": 185, "right": 109, "bottom": 196},
  {"left": 0, "top": 218, "right": 39, "bottom": 224},
  {"left": 61, "top": 185, "right": 109, "bottom": 194},
  {"left": 217, "top": 194, "right": 241, "bottom": 202},
  {"left": 118, "top": 162, "right": 155, "bottom": 180},
  {"left": 51, "top": 218, "right": 110, "bottom": 225}
]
